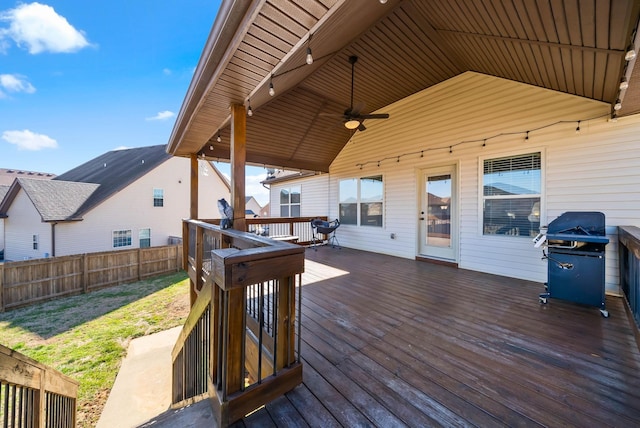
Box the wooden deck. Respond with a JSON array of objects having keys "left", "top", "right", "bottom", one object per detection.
[{"left": 233, "top": 247, "right": 640, "bottom": 427}]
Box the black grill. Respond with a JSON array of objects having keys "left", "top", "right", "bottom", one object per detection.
[{"left": 537, "top": 212, "right": 610, "bottom": 317}]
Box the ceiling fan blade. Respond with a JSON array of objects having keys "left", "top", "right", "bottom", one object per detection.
[
  {"left": 357, "top": 122, "right": 367, "bottom": 131},
  {"left": 359, "top": 113, "right": 390, "bottom": 119}
]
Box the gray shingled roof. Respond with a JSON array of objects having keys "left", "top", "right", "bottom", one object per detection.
[
  {"left": 11, "top": 178, "right": 99, "bottom": 221},
  {"left": 54, "top": 145, "right": 171, "bottom": 216},
  {"left": 0, "top": 185, "right": 9, "bottom": 205},
  {"left": 0, "top": 168, "right": 56, "bottom": 186}
]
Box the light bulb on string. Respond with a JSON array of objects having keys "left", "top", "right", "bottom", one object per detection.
[
  {"left": 306, "top": 35, "right": 313, "bottom": 65},
  {"left": 269, "top": 75, "right": 275, "bottom": 96},
  {"left": 625, "top": 47, "right": 636, "bottom": 61},
  {"left": 216, "top": 133, "right": 221, "bottom": 143},
  {"left": 620, "top": 77, "right": 629, "bottom": 91},
  {"left": 247, "top": 99, "right": 253, "bottom": 116},
  {"left": 614, "top": 99, "right": 622, "bottom": 111},
  {"left": 575, "top": 120, "right": 581, "bottom": 134}
]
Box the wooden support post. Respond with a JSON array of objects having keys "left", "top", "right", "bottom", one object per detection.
[
  {"left": 230, "top": 104, "right": 246, "bottom": 232},
  {"left": 189, "top": 154, "right": 199, "bottom": 305}
]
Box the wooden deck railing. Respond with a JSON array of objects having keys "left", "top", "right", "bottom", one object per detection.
[
  {"left": 0, "top": 344, "right": 78, "bottom": 427},
  {"left": 172, "top": 220, "right": 305, "bottom": 426},
  {"left": 201, "top": 216, "right": 328, "bottom": 245},
  {"left": 618, "top": 226, "right": 640, "bottom": 345}
]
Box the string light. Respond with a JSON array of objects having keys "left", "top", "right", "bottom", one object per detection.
[
  {"left": 619, "top": 77, "right": 629, "bottom": 91},
  {"left": 247, "top": 99, "right": 253, "bottom": 116},
  {"left": 306, "top": 35, "right": 313, "bottom": 65},
  {"left": 614, "top": 99, "right": 622, "bottom": 111},
  {"left": 216, "top": 132, "right": 221, "bottom": 143},
  {"left": 525, "top": 131, "right": 529, "bottom": 141},
  {"left": 269, "top": 75, "right": 275, "bottom": 96},
  {"left": 353, "top": 113, "right": 610, "bottom": 170},
  {"left": 625, "top": 46, "right": 636, "bottom": 61}
]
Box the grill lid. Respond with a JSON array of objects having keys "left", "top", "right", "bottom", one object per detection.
[{"left": 546, "top": 211, "right": 608, "bottom": 244}]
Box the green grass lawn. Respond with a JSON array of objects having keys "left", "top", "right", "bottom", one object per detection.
[{"left": 0, "top": 271, "right": 190, "bottom": 427}]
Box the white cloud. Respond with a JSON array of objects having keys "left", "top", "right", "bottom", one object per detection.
[
  {"left": 0, "top": 2, "right": 90, "bottom": 54},
  {"left": 113, "top": 145, "right": 131, "bottom": 151},
  {"left": 0, "top": 73, "right": 35, "bottom": 97},
  {"left": 146, "top": 110, "right": 175, "bottom": 121},
  {"left": 163, "top": 68, "right": 172, "bottom": 76},
  {"left": 2, "top": 129, "right": 58, "bottom": 150}
]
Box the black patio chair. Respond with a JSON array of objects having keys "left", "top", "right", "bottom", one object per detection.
[{"left": 310, "top": 218, "right": 340, "bottom": 250}]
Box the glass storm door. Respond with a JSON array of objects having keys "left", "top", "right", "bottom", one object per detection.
[{"left": 419, "top": 166, "right": 457, "bottom": 261}]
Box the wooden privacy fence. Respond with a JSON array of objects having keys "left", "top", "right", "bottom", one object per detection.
[
  {"left": 1, "top": 343, "right": 78, "bottom": 427},
  {"left": 0, "top": 245, "right": 182, "bottom": 312}
]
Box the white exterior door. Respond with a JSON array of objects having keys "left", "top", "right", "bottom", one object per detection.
[{"left": 419, "top": 165, "right": 457, "bottom": 261}]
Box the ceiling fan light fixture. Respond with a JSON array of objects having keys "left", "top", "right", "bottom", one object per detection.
[{"left": 345, "top": 119, "right": 360, "bottom": 129}]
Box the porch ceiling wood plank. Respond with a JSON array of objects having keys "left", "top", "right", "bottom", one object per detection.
[
  {"left": 168, "top": 0, "right": 640, "bottom": 171},
  {"left": 236, "top": 248, "right": 640, "bottom": 426}
]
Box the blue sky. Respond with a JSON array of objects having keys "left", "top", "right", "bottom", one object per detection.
[{"left": 0, "top": 1, "right": 271, "bottom": 204}]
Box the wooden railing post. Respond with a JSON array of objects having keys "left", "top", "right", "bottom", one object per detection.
[{"left": 173, "top": 221, "right": 305, "bottom": 426}]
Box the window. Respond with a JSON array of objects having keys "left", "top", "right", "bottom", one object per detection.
[
  {"left": 113, "top": 230, "right": 132, "bottom": 247},
  {"left": 339, "top": 175, "right": 384, "bottom": 227},
  {"left": 483, "top": 152, "right": 541, "bottom": 237},
  {"left": 32, "top": 234, "right": 38, "bottom": 250},
  {"left": 153, "top": 188, "right": 164, "bottom": 207},
  {"left": 139, "top": 228, "right": 151, "bottom": 248},
  {"left": 279, "top": 186, "right": 301, "bottom": 217}
]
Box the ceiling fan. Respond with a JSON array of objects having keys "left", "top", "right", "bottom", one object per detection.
[{"left": 338, "top": 55, "right": 389, "bottom": 131}]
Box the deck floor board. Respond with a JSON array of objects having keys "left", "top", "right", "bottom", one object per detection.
[{"left": 237, "top": 247, "right": 640, "bottom": 427}]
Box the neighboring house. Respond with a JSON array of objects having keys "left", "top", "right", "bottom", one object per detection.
[
  {"left": 245, "top": 196, "right": 263, "bottom": 217},
  {"left": 0, "top": 145, "right": 230, "bottom": 261},
  {"left": 262, "top": 73, "right": 640, "bottom": 295},
  {"left": 0, "top": 169, "right": 54, "bottom": 257}
]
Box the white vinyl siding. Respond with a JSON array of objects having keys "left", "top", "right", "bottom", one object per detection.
[
  {"left": 328, "top": 71, "right": 638, "bottom": 294},
  {"left": 3, "top": 190, "right": 51, "bottom": 260}
]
